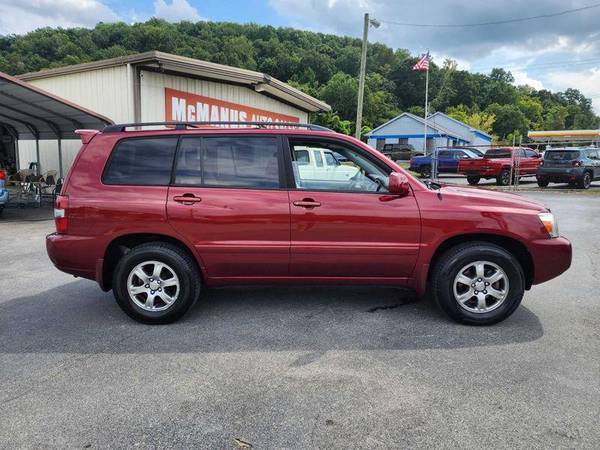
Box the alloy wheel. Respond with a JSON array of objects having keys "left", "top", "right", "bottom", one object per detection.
[
  {"left": 453, "top": 261, "right": 509, "bottom": 313},
  {"left": 126, "top": 260, "right": 180, "bottom": 312}
]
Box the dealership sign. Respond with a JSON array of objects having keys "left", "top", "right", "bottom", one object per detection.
[{"left": 165, "top": 88, "right": 299, "bottom": 124}]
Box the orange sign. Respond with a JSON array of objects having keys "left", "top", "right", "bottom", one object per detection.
[{"left": 165, "top": 88, "right": 300, "bottom": 124}]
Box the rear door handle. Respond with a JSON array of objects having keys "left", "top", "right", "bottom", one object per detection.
[
  {"left": 173, "top": 194, "right": 202, "bottom": 205},
  {"left": 293, "top": 199, "right": 321, "bottom": 208}
]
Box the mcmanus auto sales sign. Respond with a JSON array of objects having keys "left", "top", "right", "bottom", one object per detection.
[{"left": 165, "top": 88, "right": 300, "bottom": 124}]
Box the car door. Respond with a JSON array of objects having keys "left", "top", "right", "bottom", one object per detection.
[
  {"left": 286, "top": 137, "right": 421, "bottom": 279},
  {"left": 167, "top": 135, "right": 291, "bottom": 279},
  {"left": 588, "top": 150, "right": 600, "bottom": 179},
  {"left": 521, "top": 149, "right": 540, "bottom": 175},
  {"left": 436, "top": 150, "right": 453, "bottom": 173}
]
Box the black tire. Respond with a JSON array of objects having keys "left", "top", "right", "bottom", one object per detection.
[
  {"left": 112, "top": 242, "right": 201, "bottom": 324},
  {"left": 578, "top": 171, "right": 592, "bottom": 189},
  {"left": 496, "top": 169, "right": 511, "bottom": 186},
  {"left": 466, "top": 176, "right": 480, "bottom": 186},
  {"left": 420, "top": 165, "right": 432, "bottom": 178},
  {"left": 537, "top": 178, "right": 549, "bottom": 188},
  {"left": 431, "top": 242, "right": 525, "bottom": 325}
]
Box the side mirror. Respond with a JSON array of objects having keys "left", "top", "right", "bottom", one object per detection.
[{"left": 388, "top": 172, "right": 410, "bottom": 197}]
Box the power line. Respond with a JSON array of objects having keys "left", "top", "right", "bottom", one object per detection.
[{"left": 379, "top": 3, "right": 600, "bottom": 28}]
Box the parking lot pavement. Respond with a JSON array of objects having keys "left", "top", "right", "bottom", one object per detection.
[
  {"left": 1, "top": 192, "right": 599, "bottom": 449},
  {"left": 436, "top": 173, "right": 600, "bottom": 191}
]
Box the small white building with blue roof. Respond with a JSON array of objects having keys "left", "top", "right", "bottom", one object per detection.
[{"left": 366, "top": 112, "right": 492, "bottom": 153}]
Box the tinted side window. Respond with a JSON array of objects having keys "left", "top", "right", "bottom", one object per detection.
[
  {"left": 103, "top": 137, "right": 178, "bottom": 186},
  {"left": 174, "top": 136, "right": 280, "bottom": 189}
]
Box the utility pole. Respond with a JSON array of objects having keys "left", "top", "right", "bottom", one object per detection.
[{"left": 355, "top": 13, "right": 379, "bottom": 139}]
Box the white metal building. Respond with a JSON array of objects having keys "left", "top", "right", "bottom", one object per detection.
[
  {"left": 14, "top": 51, "right": 330, "bottom": 175},
  {"left": 366, "top": 112, "right": 492, "bottom": 152}
]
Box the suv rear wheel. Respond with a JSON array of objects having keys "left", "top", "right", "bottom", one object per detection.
[
  {"left": 431, "top": 242, "right": 525, "bottom": 325},
  {"left": 112, "top": 242, "right": 201, "bottom": 324},
  {"left": 537, "top": 178, "right": 549, "bottom": 188}
]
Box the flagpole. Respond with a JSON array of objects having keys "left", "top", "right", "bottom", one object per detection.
[{"left": 423, "top": 59, "right": 429, "bottom": 155}]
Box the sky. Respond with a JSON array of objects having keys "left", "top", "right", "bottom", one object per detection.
[{"left": 1, "top": 0, "right": 599, "bottom": 114}]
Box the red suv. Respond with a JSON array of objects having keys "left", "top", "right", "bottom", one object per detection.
[{"left": 47, "top": 122, "right": 572, "bottom": 325}]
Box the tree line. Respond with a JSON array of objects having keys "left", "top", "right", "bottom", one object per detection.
[{"left": 1, "top": 19, "right": 598, "bottom": 140}]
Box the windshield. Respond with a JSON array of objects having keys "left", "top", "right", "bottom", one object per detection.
[
  {"left": 544, "top": 150, "right": 580, "bottom": 161},
  {"left": 485, "top": 149, "right": 512, "bottom": 158},
  {"left": 462, "top": 149, "right": 481, "bottom": 158}
]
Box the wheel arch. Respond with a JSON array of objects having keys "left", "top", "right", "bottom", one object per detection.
[
  {"left": 101, "top": 233, "right": 205, "bottom": 291},
  {"left": 426, "top": 233, "right": 534, "bottom": 291}
]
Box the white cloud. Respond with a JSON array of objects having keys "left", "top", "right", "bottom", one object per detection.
[
  {"left": 0, "top": 0, "right": 119, "bottom": 35},
  {"left": 153, "top": 0, "right": 204, "bottom": 22},
  {"left": 546, "top": 68, "right": 600, "bottom": 114},
  {"left": 512, "top": 70, "right": 544, "bottom": 90}
]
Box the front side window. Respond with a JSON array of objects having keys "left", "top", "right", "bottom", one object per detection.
[
  {"left": 324, "top": 152, "right": 338, "bottom": 166},
  {"left": 174, "top": 136, "right": 280, "bottom": 189},
  {"left": 103, "top": 137, "right": 178, "bottom": 186},
  {"left": 289, "top": 140, "right": 389, "bottom": 193}
]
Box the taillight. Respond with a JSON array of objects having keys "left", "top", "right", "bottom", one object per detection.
[
  {"left": 573, "top": 160, "right": 583, "bottom": 167},
  {"left": 0, "top": 170, "right": 6, "bottom": 180},
  {"left": 54, "top": 195, "right": 69, "bottom": 234}
]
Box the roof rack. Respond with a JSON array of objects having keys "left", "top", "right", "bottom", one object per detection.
[{"left": 102, "top": 121, "right": 333, "bottom": 133}]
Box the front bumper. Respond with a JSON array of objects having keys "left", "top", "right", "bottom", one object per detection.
[{"left": 528, "top": 236, "right": 572, "bottom": 285}]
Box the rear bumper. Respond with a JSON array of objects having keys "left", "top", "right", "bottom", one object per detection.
[
  {"left": 537, "top": 168, "right": 585, "bottom": 182},
  {"left": 528, "top": 236, "right": 572, "bottom": 285},
  {"left": 46, "top": 233, "right": 99, "bottom": 282}
]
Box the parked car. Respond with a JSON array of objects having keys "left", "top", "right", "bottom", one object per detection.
[
  {"left": 293, "top": 146, "right": 359, "bottom": 181},
  {"left": 536, "top": 147, "right": 600, "bottom": 189},
  {"left": 0, "top": 168, "right": 8, "bottom": 215},
  {"left": 47, "top": 123, "right": 571, "bottom": 326},
  {"left": 409, "top": 148, "right": 482, "bottom": 177},
  {"left": 458, "top": 147, "right": 542, "bottom": 186},
  {"left": 381, "top": 143, "right": 419, "bottom": 162}
]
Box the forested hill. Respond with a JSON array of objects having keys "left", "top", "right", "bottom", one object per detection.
[{"left": 1, "top": 19, "right": 598, "bottom": 139}]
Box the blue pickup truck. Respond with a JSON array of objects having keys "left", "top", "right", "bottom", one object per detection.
[{"left": 409, "top": 148, "right": 482, "bottom": 177}]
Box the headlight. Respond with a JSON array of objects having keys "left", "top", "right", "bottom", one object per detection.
[{"left": 538, "top": 212, "right": 559, "bottom": 238}]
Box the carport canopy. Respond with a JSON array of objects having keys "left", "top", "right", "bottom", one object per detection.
[{"left": 0, "top": 70, "right": 112, "bottom": 175}]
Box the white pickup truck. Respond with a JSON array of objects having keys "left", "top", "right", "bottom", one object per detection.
[{"left": 293, "top": 147, "right": 359, "bottom": 181}]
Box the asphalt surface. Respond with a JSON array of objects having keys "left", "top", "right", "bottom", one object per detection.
[{"left": 1, "top": 193, "right": 599, "bottom": 449}]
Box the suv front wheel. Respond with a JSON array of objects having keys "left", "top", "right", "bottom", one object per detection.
[
  {"left": 431, "top": 242, "right": 525, "bottom": 325},
  {"left": 112, "top": 242, "right": 201, "bottom": 324}
]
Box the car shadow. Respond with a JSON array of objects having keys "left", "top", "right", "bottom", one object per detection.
[{"left": 1, "top": 280, "right": 543, "bottom": 354}]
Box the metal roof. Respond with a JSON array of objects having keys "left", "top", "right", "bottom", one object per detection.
[
  {"left": 0, "top": 71, "right": 113, "bottom": 140},
  {"left": 18, "top": 51, "right": 331, "bottom": 114},
  {"left": 528, "top": 129, "right": 600, "bottom": 142}
]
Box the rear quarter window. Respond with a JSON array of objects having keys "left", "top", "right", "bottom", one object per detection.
[{"left": 103, "top": 137, "right": 178, "bottom": 186}]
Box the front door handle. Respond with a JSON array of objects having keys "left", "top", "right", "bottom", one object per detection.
[
  {"left": 293, "top": 198, "right": 321, "bottom": 208},
  {"left": 173, "top": 194, "right": 202, "bottom": 205}
]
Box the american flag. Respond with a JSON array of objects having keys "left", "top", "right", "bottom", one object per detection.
[{"left": 412, "top": 53, "right": 430, "bottom": 71}]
